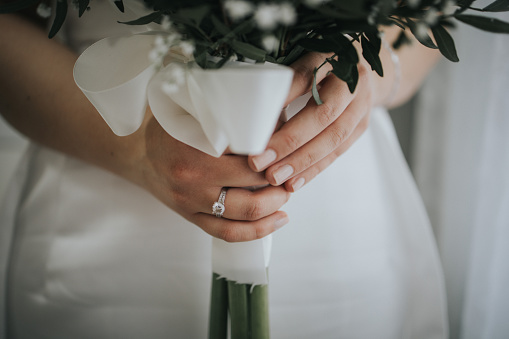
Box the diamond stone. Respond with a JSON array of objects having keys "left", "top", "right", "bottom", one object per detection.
[{"left": 212, "top": 202, "right": 225, "bottom": 216}]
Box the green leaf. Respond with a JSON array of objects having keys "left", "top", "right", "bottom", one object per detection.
[
  {"left": 361, "top": 35, "right": 383, "bottom": 77},
  {"left": 230, "top": 41, "right": 267, "bottom": 62},
  {"left": 329, "top": 58, "right": 358, "bottom": 93},
  {"left": 178, "top": 5, "right": 210, "bottom": 25},
  {"left": 78, "top": 0, "right": 89, "bottom": 17},
  {"left": 312, "top": 68, "right": 323, "bottom": 105},
  {"left": 297, "top": 38, "right": 336, "bottom": 53},
  {"left": 483, "top": 0, "right": 509, "bottom": 12},
  {"left": 0, "top": 0, "right": 39, "bottom": 13},
  {"left": 120, "top": 11, "right": 162, "bottom": 25},
  {"left": 114, "top": 0, "right": 124, "bottom": 12},
  {"left": 455, "top": 14, "right": 509, "bottom": 33},
  {"left": 431, "top": 25, "right": 459, "bottom": 62},
  {"left": 211, "top": 14, "right": 230, "bottom": 36},
  {"left": 48, "top": 0, "right": 67, "bottom": 39},
  {"left": 406, "top": 19, "right": 438, "bottom": 49}
]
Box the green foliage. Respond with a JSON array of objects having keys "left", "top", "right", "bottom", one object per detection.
[{"left": 2, "top": 0, "right": 509, "bottom": 101}]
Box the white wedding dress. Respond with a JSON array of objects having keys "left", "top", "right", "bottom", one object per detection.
[{"left": 0, "top": 2, "right": 447, "bottom": 338}]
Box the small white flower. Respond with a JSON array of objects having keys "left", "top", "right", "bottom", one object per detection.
[
  {"left": 161, "top": 64, "right": 186, "bottom": 95},
  {"left": 303, "top": 0, "right": 331, "bottom": 7},
  {"left": 423, "top": 8, "right": 439, "bottom": 25},
  {"left": 261, "top": 35, "right": 279, "bottom": 52},
  {"left": 415, "top": 22, "right": 430, "bottom": 39},
  {"left": 161, "top": 15, "right": 172, "bottom": 31},
  {"left": 442, "top": 0, "right": 457, "bottom": 16},
  {"left": 179, "top": 41, "right": 195, "bottom": 57},
  {"left": 36, "top": 3, "right": 52, "bottom": 18},
  {"left": 278, "top": 3, "right": 297, "bottom": 26},
  {"left": 407, "top": 0, "right": 421, "bottom": 8},
  {"left": 255, "top": 4, "right": 280, "bottom": 30},
  {"left": 224, "top": 0, "right": 254, "bottom": 20}
]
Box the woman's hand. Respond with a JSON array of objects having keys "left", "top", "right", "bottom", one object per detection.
[
  {"left": 133, "top": 111, "right": 291, "bottom": 242},
  {"left": 248, "top": 52, "right": 376, "bottom": 192}
]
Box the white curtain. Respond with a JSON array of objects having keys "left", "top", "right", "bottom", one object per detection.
[{"left": 412, "top": 9, "right": 509, "bottom": 339}]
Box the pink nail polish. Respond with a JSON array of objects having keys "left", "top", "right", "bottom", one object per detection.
[
  {"left": 252, "top": 149, "right": 277, "bottom": 171},
  {"left": 291, "top": 178, "right": 305, "bottom": 192},
  {"left": 274, "top": 216, "right": 289, "bottom": 230},
  {"left": 273, "top": 165, "right": 294, "bottom": 185}
]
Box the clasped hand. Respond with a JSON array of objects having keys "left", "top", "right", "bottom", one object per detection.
[{"left": 137, "top": 52, "right": 376, "bottom": 242}]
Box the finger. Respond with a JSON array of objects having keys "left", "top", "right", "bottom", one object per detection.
[
  {"left": 265, "top": 92, "right": 369, "bottom": 186},
  {"left": 191, "top": 210, "right": 290, "bottom": 243},
  {"left": 249, "top": 74, "right": 352, "bottom": 172},
  {"left": 283, "top": 114, "right": 369, "bottom": 192},
  {"left": 285, "top": 52, "right": 333, "bottom": 106},
  {"left": 203, "top": 186, "right": 291, "bottom": 221},
  {"left": 171, "top": 144, "right": 268, "bottom": 187}
]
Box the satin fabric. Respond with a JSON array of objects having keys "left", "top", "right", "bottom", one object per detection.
[
  {"left": 1, "top": 1, "right": 448, "bottom": 338},
  {"left": 413, "top": 7, "right": 509, "bottom": 339}
]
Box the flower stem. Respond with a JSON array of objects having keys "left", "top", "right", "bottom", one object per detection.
[
  {"left": 209, "top": 273, "right": 228, "bottom": 339},
  {"left": 250, "top": 284, "right": 270, "bottom": 339},
  {"left": 228, "top": 281, "right": 250, "bottom": 339}
]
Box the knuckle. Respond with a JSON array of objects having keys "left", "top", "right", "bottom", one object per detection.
[
  {"left": 315, "top": 101, "right": 336, "bottom": 128},
  {"left": 218, "top": 226, "right": 241, "bottom": 243},
  {"left": 253, "top": 223, "right": 270, "bottom": 240},
  {"left": 170, "top": 189, "right": 189, "bottom": 209},
  {"left": 302, "top": 151, "right": 317, "bottom": 170},
  {"left": 243, "top": 197, "right": 265, "bottom": 221},
  {"left": 328, "top": 126, "right": 349, "bottom": 149},
  {"left": 169, "top": 161, "right": 198, "bottom": 185},
  {"left": 292, "top": 65, "right": 314, "bottom": 92},
  {"left": 282, "top": 132, "right": 302, "bottom": 152}
]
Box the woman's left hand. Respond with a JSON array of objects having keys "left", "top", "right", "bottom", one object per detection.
[{"left": 248, "top": 52, "right": 376, "bottom": 192}]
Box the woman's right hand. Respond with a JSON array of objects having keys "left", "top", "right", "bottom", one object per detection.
[{"left": 132, "top": 111, "right": 291, "bottom": 242}]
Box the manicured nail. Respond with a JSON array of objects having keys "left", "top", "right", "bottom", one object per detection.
[
  {"left": 274, "top": 216, "right": 289, "bottom": 230},
  {"left": 252, "top": 149, "right": 277, "bottom": 171},
  {"left": 291, "top": 177, "right": 305, "bottom": 192},
  {"left": 273, "top": 165, "right": 294, "bottom": 185}
]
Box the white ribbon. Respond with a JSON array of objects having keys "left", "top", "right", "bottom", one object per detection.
[{"left": 73, "top": 33, "right": 293, "bottom": 285}]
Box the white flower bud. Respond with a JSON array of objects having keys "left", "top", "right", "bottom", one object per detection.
[
  {"left": 415, "top": 22, "right": 430, "bottom": 39},
  {"left": 278, "top": 3, "right": 297, "bottom": 26},
  {"left": 261, "top": 35, "right": 279, "bottom": 52},
  {"left": 36, "top": 3, "right": 52, "bottom": 18},
  {"left": 303, "top": 0, "right": 331, "bottom": 7},
  {"left": 224, "top": 0, "right": 254, "bottom": 20},
  {"left": 255, "top": 4, "right": 280, "bottom": 30},
  {"left": 179, "top": 41, "right": 195, "bottom": 57},
  {"left": 442, "top": 0, "right": 457, "bottom": 16}
]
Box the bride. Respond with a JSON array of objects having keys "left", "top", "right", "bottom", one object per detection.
[{"left": 0, "top": 1, "right": 447, "bottom": 338}]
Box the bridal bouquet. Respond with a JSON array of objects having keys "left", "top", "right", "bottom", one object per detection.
[{"left": 2, "top": 0, "right": 509, "bottom": 338}]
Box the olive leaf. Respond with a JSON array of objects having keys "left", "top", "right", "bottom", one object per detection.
[
  {"left": 48, "top": 0, "right": 67, "bottom": 39},
  {"left": 455, "top": 14, "right": 509, "bottom": 33},
  {"left": 432, "top": 24, "right": 459, "bottom": 62}
]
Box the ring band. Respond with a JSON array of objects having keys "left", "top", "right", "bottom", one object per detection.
[{"left": 212, "top": 188, "right": 227, "bottom": 218}]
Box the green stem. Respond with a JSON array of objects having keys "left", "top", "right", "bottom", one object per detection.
[
  {"left": 209, "top": 274, "right": 228, "bottom": 339},
  {"left": 249, "top": 284, "right": 270, "bottom": 339},
  {"left": 228, "top": 281, "right": 250, "bottom": 339}
]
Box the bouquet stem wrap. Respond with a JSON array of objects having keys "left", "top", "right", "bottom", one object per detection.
[{"left": 73, "top": 33, "right": 293, "bottom": 338}]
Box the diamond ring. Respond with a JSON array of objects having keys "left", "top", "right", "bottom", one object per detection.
[{"left": 212, "top": 188, "right": 227, "bottom": 218}]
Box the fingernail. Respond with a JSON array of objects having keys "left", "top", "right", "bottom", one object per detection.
[
  {"left": 273, "top": 165, "right": 294, "bottom": 185},
  {"left": 274, "top": 216, "right": 289, "bottom": 230},
  {"left": 291, "top": 177, "right": 305, "bottom": 192},
  {"left": 252, "top": 149, "right": 277, "bottom": 171}
]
